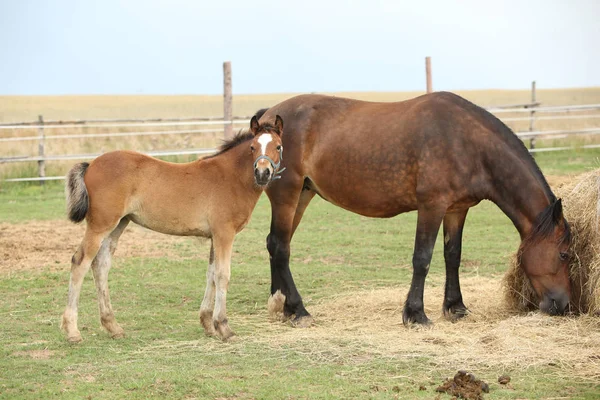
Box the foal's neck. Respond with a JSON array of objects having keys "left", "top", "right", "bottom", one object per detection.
[{"left": 199, "top": 143, "right": 262, "bottom": 194}]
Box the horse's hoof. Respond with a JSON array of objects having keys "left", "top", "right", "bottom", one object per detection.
[
  {"left": 402, "top": 308, "right": 433, "bottom": 328},
  {"left": 443, "top": 304, "right": 470, "bottom": 322},
  {"left": 290, "top": 315, "right": 314, "bottom": 328}
]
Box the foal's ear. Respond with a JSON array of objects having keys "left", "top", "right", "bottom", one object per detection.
[
  {"left": 552, "top": 199, "right": 564, "bottom": 224},
  {"left": 274, "top": 115, "right": 284, "bottom": 135},
  {"left": 250, "top": 116, "right": 260, "bottom": 135}
]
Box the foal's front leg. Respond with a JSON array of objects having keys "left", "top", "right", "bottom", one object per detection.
[
  {"left": 211, "top": 232, "right": 235, "bottom": 340},
  {"left": 199, "top": 244, "right": 216, "bottom": 336}
]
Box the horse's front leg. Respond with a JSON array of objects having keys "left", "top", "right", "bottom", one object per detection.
[
  {"left": 266, "top": 183, "right": 313, "bottom": 327},
  {"left": 402, "top": 205, "right": 446, "bottom": 326},
  {"left": 199, "top": 244, "right": 216, "bottom": 336},
  {"left": 442, "top": 210, "right": 470, "bottom": 320},
  {"left": 212, "top": 233, "right": 235, "bottom": 341}
]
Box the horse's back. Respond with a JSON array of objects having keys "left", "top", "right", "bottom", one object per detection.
[{"left": 263, "top": 92, "right": 499, "bottom": 216}]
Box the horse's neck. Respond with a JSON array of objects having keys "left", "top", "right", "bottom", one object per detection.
[{"left": 487, "top": 156, "right": 553, "bottom": 239}]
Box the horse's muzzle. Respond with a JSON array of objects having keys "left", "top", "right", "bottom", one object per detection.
[
  {"left": 254, "top": 168, "right": 272, "bottom": 186},
  {"left": 539, "top": 289, "right": 569, "bottom": 316}
]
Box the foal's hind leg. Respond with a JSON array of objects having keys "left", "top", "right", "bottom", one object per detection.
[
  {"left": 199, "top": 244, "right": 217, "bottom": 336},
  {"left": 442, "top": 210, "right": 469, "bottom": 320},
  {"left": 211, "top": 231, "right": 235, "bottom": 341},
  {"left": 91, "top": 219, "right": 129, "bottom": 338},
  {"left": 62, "top": 228, "right": 110, "bottom": 343}
]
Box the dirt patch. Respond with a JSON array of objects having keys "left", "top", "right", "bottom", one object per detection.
[
  {"left": 436, "top": 370, "right": 489, "bottom": 400},
  {"left": 12, "top": 349, "right": 54, "bottom": 359},
  {"left": 0, "top": 220, "right": 208, "bottom": 273}
]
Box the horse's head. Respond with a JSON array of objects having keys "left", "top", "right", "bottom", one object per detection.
[
  {"left": 249, "top": 114, "right": 285, "bottom": 187},
  {"left": 519, "top": 199, "right": 572, "bottom": 315}
]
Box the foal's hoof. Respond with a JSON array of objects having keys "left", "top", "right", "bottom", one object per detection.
[
  {"left": 290, "top": 315, "right": 314, "bottom": 328},
  {"left": 214, "top": 320, "right": 235, "bottom": 341},
  {"left": 110, "top": 331, "right": 125, "bottom": 339},
  {"left": 443, "top": 303, "right": 470, "bottom": 322},
  {"left": 67, "top": 334, "right": 83, "bottom": 344}
]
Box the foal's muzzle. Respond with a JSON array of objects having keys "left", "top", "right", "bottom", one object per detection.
[
  {"left": 253, "top": 149, "right": 285, "bottom": 187},
  {"left": 539, "top": 289, "right": 569, "bottom": 316},
  {"left": 254, "top": 166, "right": 272, "bottom": 186}
]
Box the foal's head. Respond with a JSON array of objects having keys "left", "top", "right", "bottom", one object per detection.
[
  {"left": 519, "top": 199, "right": 572, "bottom": 315},
  {"left": 249, "top": 115, "right": 285, "bottom": 187}
]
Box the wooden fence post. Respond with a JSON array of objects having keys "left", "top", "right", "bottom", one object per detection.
[
  {"left": 223, "top": 61, "right": 233, "bottom": 139},
  {"left": 425, "top": 56, "right": 432, "bottom": 94},
  {"left": 529, "top": 81, "right": 537, "bottom": 152},
  {"left": 37, "top": 115, "right": 45, "bottom": 185}
]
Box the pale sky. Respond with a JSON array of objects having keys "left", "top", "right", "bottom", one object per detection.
[{"left": 1, "top": 0, "right": 598, "bottom": 95}]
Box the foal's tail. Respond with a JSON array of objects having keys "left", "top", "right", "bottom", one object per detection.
[{"left": 65, "top": 162, "right": 90, "bottom": 223}]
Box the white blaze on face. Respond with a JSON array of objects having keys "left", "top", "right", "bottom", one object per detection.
[{"left": 258, "top": 134, "right": 273, "bottom": 155}]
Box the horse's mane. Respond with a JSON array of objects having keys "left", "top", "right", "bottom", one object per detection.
[{"left": 443, "top": 92, "right": 556, "bottom": 203}]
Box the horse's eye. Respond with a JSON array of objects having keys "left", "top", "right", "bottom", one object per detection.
[
  {"left": 276, "top": 145, "right": 282, "bottom": 151},
  {"left": 250, "top": 145, "right": 255, "bottom": 152},
  {"left": 559, "top": 252, "right": 570, "bottom": 262}
]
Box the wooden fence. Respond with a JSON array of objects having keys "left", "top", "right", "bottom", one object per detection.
[{"left": 2, "top": 60, "right": 600, "bottom": 183}]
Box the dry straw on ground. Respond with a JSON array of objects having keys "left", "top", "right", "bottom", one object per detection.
[{"left": 504, "top": 168, "right": 600, "bottom": 315}]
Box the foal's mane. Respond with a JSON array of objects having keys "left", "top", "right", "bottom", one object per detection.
[
  {"left": 203, "top": 131, "right": 254, "bottom": 160},
  {"left": 202, "top": 120, "right": 279, "bottom": 160}
]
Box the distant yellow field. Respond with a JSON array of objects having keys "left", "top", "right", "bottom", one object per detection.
[
  {"left": 1, "top": 88, "right": 599, "bottom": 180},
  {"left": 1, "top": 87, "right": 600, "bottom": 123}
]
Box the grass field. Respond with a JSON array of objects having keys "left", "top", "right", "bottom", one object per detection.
[{"left": 1, "top": 90, "right": 600, "bottom": 399}]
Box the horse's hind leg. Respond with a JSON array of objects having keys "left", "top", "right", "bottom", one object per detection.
[
  {"left": 62, "top": 228, "right": 110, "bottom": 343},
  {"left": 442, "top": 210, "right": 469, "bottom": 320},
  {"left": 402, "top": 204, "right": 446, "bottom": 326},
  {"left": 91, "top": 218, "right": 129, "bottom": 338},
  {"left": 199, "top": 243, "right": 217, "bottom": 336}
]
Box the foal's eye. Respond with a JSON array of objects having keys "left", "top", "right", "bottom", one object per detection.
[
  {"left": 276, "top": 145, "right": 282, "bottom": 151},
  {"left": 559, "top": 252, "right": 570, "bottom": 261},
  {"left": 250, "top": 145, "right": 255, "bottom": 152}
]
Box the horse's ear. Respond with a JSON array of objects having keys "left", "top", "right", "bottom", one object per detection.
[
  {"left": 250, "top": 116, "right": 259, "bottom": 135},
  {"left": 274, "top": 115, "right": 284, "bottom": 135},
  {"left": 552, "top": 199, "right": 564, "bottom": 224}
]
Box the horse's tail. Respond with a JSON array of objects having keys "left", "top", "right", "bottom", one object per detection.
[
  {"left": 254, "top": 108, "right": 269, "bottom": 121},
  {"left": 65, "top": 162, "right": 90, "bottom": 223}
]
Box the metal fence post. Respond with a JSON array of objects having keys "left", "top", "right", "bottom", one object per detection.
[
  {"left": 37, "top": 115, "right": 45, "bottom": 185},
  {"left": 223, "top": 61, "right": 233, "bottom": 139}
]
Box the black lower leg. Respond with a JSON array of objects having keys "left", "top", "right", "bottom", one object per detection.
[
  {"left": 267, "top": 233, "right": 309, "bottom": 318},
  {"left": 443, "top": 211, "right": 469, "bottom": 319}
]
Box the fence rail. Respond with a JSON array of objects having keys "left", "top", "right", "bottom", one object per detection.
[{"left": 2, "top": 99, "right": 600, "bottom": 182}]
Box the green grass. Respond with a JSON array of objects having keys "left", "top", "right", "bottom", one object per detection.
[{"left": 1, "top": 159, "right": 599, "bottom": 399}]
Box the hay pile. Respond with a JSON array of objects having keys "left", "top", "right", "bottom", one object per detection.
[{"left": 504, "top": 169, "right": 600, "bottom": 315}]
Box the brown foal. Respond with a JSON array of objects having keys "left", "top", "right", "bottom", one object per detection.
[{"left": 61, "top": 116, "right": 285, "bottom": 342}]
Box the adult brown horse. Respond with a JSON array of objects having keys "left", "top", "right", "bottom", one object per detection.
[
  {"left": 257, "top": 92, "right": 572, "bottom": 327},
  {"left": 62, "top": 116, "right": 285, "bottom": 342}
]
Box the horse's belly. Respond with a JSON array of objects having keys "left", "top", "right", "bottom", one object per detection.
[{"left": 308, "top": 177, "right": 416, "bottom": 218}]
